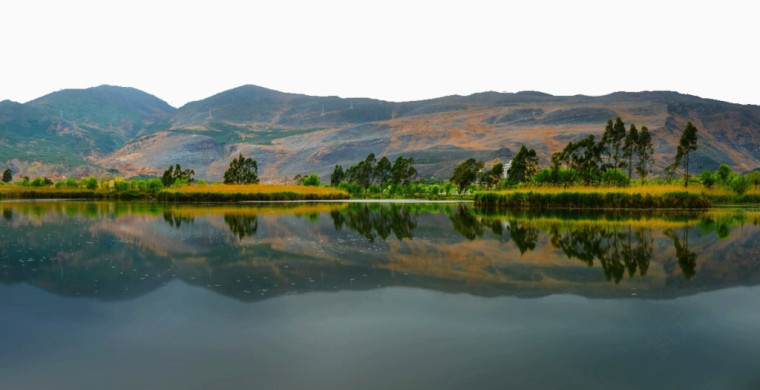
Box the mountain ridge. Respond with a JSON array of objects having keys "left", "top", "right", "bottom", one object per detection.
[{"left": 1, "top": 84, "right": 759, "bottom": 181}]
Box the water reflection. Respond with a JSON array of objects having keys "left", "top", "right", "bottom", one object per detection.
[{"left": 1, "top": 201, "right": 759, "bottom": 302}]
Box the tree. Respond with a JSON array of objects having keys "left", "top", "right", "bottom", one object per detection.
[
  {"left": 347, "top": 154, "right": 376, "bottom": 193},
  {"left": 506, "top": 144, "right": 538, "bottom": 185},
  {"left": 390, "top": 156, "right": 417, "bottom": 186},
  {"left": 450, "top": 158, "right": 484, "bottom": 194},
  {"left": 2, "top": 168, "right": 11, "bottom": 183},
  {"left": 556, "top": 135, "right": 601, "bottom": 184},
  {"left": 330, "top": 165, "right": 345, "bottom": 187},
  {"left": 374, "top": 156, "right": 392, "bottom": 185},
  {"left": 600, "top": 117, "right": 627, "bottom": 170},
  {"left": 223, "top": 154, "right": 259, "bottom": 184},
  {"left": 623, "top": 123, "right": 639, "bottom": 182},
  {"left": 482, "top": 162, "right": 504, "bottom": 188},
  {"left": 162, "top": 164, "right": 195, "bottom": 186},
  {"left": 715, "top": 164, "right": 734, "bottom": 186},
  {"left": 675, "top": 122, "right": 699, "bottom": 187},
  {"left": 635, "top": 126, "right": 653, "bottom": 182}
]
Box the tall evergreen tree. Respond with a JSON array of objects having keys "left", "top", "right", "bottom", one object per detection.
[
  {"left": 623, "top": 123, "right": 639, "bottom": 182},
  {"left": 675, "top": 122, "right": 699, "bottom": 187},
  {"left": 506, "top": 144, "right": 538, "bottom": 185},
  {"left": 635, "top": 126, "right": 653, "bottom": 182},
  {"left": 600, "top": 117, "right": 627, "bottom": 170},
  {"left": 374, "top": 156, "right": 392, "bottom": 185},
  {"left": 390, "top": 156, "right": 417, "bottom": 186},
  {"left": 2, "top": 168, "right": 12, "bottom": 183}
]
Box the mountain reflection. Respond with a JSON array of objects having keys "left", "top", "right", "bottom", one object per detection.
[{"left": 1, "top": 201, "right": 759, "bottom": 302}]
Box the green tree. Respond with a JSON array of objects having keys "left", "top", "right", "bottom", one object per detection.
[
  {"left": 223, "top": 154, "right": 259, "bottom": 184},
  {"left": 390, "top": 156, "right": 417, "bottom": 186},
  {"left": 600, "top": 117, "right": 627, "bottom": 170},
  {"left": 715, "top": 164, "right": 734, "bottom": 186},
  {"left": 635, "top": 126, "right": 653, "bottom": 182},
  {"left": 330, "top": 165, "right": 344, "bottom": 187},
  {"left": 1, "top": 168, "right": 11, "bottom": 183},
  {"left": 482, "top": 162, "right": 504, "bottom": 188},
  {"left": 623, "top": 123, "right": 639, "bottom": 182},
  {"left": 556, "top": 135, "right": 601, "bottom": 184},
  {"left": 450, "top": 158, "right": 484, "bottom": 194},
  {"left": 375, "top": 156, "right": 392, "bottom": 185},
  {"left": 674, "top": 121, "right": 699, "bottom": 187},
  {"left": 506, "top": 144, "right": 538, "bottom": 186},
  {"left": 731, "top": 174, "right": 748, "bottom": 195}
]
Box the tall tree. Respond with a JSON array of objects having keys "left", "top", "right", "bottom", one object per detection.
[
  {"left": 374, "top": 156, "right": 392, "bottom": 185},
  {"left": 506, "top": 144, "right": 538, "bottom": 185},
  {"left": 482, "top": 162, "right": 504, "bottom": 188},
  {"left": 2, "top": 168, "right": 11, "bottom": 183},
  {"left": 675, "top": 122, "right": 699, "bottom": 187},
  {"left": 623, "top": 123, "right": 639, "bottom": 182},
  {"left": 223, "top": 154, "right": 259, "bottom": 184},
  {"left": 600, "top": 117, "right": 627, "bottom": 170},
  {"left": 390, "top": 156, "right": 416, "bottom": 186},
  {"left": 330, "top": 165, "right": 344, "bottom": 187},
  {"left": 450, "top": 158, "right": 484, "bottom": 194},
  {"left": 635, "top": 126, "right": 653, "bottom": 182},
  {"left": 556, "top": 135, "right": 601, "bottom": 184}
]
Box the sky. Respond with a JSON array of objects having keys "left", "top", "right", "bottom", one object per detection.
[{"left": 1, "top": 0, "right": 758, "bottom": 108}]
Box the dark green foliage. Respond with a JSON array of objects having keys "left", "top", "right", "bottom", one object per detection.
[
  {"left": 330, "top": 165, "right": 345, "bottom": 187},
  {"left": 390, "top": 156, "right": 417, "bottom": 186},
  {"left": 2, "top": 169, "right": 11, "bottom": 183},
  {"left": 600, "top": 117, "right": 627, "bottom": 170},
  {"left": 375, "top": 156, "right": 392, "bottom": 185},
  {"left": 635, "top": 126, "right": 653, "bottom": 181},
  {"left": 162, "top": 164, "right": 195, "bottom": 187},
  {"left": 506, "top": 145, "right": 538, "bottom": 185},
  {"left": 671, "top": 122, "right": 699, "bottom": 187},
  {"left": 481, "top": 162, "right": 504, "bottom": 188},
  {"left": 83, "top": 177, "right": 98, "bottom": 190},
  {"left": 450, "top": 158, "right": 484, "bottom": 194},
  {"left": 623, "top": 124, "right": 639, "bottom": 182},
  {"left": 346, "top": 153, "right": 375, "bottom": 192},
  {"left": 302, "top": 173, "right": 320, "bottom": 186},
  {"left": 224, "top": 154, "right": 259, "bottom": 184},
  {"left": 555, "top": 135, "right": 601, "bottom": 184}
]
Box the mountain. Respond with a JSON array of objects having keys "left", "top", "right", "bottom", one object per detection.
[
  {"left": 2, "top": 85, "right": 760, "bottom": 181},
  {"left": 0, "top": 85, "right": 174, "bottom": 177}
]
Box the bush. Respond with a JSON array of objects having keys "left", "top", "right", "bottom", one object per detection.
[
  {"left": 600, "top": 169, "right": 629, "bottom": 187},
  {"left": 699, "top": 170, "right": 716, "bottom": 189},
  {"left": 731, "top": 174, "right": 748, "bottom": 195},
  {"left": 146, "top": 179, "right": 164, "bottom": 192},
  {"left": 302, "top": 174, "right": 320, "bottom": 187}
]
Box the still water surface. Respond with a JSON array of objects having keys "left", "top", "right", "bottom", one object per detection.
[{"left": 1, "top": 201, "right": 759, "bottom": 389}]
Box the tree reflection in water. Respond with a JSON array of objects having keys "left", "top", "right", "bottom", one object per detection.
[
  {"left": 224, "top": 214, "right": 259, "bottom": 240},
  {"left": 162, "top": 211, "right": 194, "bottom": 229},
  {"left": 331, "top": 203, "right": 417, "bottom": 242},
  {"left": 665, "top": 226, "right": 697, "bottom": 280}
]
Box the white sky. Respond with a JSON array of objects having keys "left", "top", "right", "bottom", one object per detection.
[{"left": 1, "top": 0, "right": 758, "bottom": 107}]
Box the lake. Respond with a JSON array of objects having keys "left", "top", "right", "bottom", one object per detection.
[{"left": 1, "top": 201, "right": 759, "bottom": 389}]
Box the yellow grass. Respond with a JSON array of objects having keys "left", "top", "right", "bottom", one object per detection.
[
  {"left": 165, "top": 183, "right": 347, "bottom": 196},
  {"left": 493, "top": 183, "right": 760, "bottom": 197}
]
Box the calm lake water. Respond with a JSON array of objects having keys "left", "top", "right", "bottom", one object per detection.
[{"left": 1, "top": 201, "right": 759, "bottom": 389}]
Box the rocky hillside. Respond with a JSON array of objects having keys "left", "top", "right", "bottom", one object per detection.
[{"left": 2, "top": 85, "right": 760, "bottom": 181}]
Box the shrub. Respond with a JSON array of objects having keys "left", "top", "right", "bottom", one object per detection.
[
  {"left": 731, "top": 174, "right": 748, "bottom": 195},
  {"left": 302, "top": 174, "right": 320, "bottom": 187},
  {"left": 699, "top": 170, "right": 716, "bottom": 189},
  {"left": 600, "top": 169, "right": 629, "bottom": 187}
]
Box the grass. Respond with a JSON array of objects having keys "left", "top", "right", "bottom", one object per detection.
[
  {"left": 158, "top": 183, "right": 349, "bottom": 202},
  {"left": 471, "top": 183, "right": 754, "bottom": 210}
]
